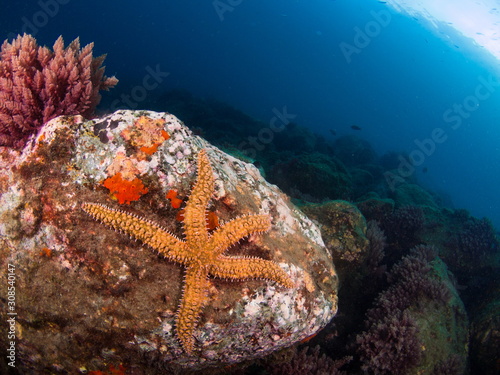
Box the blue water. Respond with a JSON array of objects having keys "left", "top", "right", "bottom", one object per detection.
[{"left": 2, "top": 0, "right": 499, "bottom": 229}]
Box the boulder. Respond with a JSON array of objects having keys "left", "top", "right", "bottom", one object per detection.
[
  {"left": 391, "top": 183, "right": 439, "bottom": 209},
  {"left": 268, "top": 152, "right": 352, "bottom": 201},
  {"left": 301, "top": 200, "right": 369, "bottom": 266},
  {"left": 0, "top": 110, "right": 338, "bottom": 373}
]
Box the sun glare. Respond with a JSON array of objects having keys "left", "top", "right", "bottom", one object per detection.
[{"left": 385, "top": 0, "right": 500, "bottom": 64}]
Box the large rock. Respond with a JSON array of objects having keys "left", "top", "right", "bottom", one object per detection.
[
  {"left": 355, "top": 246, "right": 469, "bottom": 375},
  {"left": 0, "top": 110, "right": 338, "bottom": 373},
  {"left": 301, "top": 200, "right": 369, "bottom": 266},
  {"left": 268, "top": 152, "right": 352, "bottom": 201}
]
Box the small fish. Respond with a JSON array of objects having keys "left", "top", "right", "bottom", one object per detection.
[
  {"left": 422, "top": 167, "right": 428, "bottom": 173},
  {"left": 329, "top": 129, "right": 337, "bottom": 136},
  {"left": 351, "top": 125, "right": 362, "bottom": 130}
]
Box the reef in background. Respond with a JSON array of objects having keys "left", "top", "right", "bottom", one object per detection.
[
  {"left": 0, "top": 86, "right": 498, "bottom": 374},
  {"left": 146, "top": 89, "right": 499, "bottom": 375}
]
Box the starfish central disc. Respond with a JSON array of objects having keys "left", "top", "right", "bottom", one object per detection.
[{"left": 82, "top": 149, "right": 294, "bottom": 354}]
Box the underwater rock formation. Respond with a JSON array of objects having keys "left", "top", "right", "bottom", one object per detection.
[
  {"left": 391, "top": 183, "right": 440, "bottom": 210},
  {"left": 301, "top": 200, "right": 369, "bottom": 268},
  {"left": 381, "top": 205, "right": 425, "bottom": 252},
  {"left": 356, "top": 245, "right": 468, "bottom": 374},
  {"left": 265, "top": 345, "right": 351, "bottom": 375},
  {"left": 332, "top": 135, "right": 377, "bottom": 167},
  {"left": 355, "top": 194, "right": 395, "bottom": 223},
  {"left": 268, "top": 152, "right": 352, "bottom": 201},
  {"left": 412, "top": 207, "right": 500, "bottom": 313},
  {"left": 0, "top": 110, "right": 337, "bottom": 372}
]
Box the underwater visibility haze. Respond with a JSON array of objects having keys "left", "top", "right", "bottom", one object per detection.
[
  {"left": 3, "top": 0, "right": 499, "bottom": 228},
  {"left": 0, "top": 0, "right": 499, "bottom": 374}
]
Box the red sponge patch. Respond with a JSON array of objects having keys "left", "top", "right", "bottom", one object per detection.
[{"left": 103, "top": 173, "right": 148, "bottom": 204}]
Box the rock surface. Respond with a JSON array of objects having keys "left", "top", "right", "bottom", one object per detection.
[
  {"left": 408, "top": 256, "right": 469, "bottom": 374},
  {"left": 302, "top": 200, "right": 369, "bottom": 266},
  {"left": 0, "top": 110, "right": 338, "bottom": 373}
]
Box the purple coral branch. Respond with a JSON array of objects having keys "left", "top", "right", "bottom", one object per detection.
[{"left": 356, "top": 244, "right": 451, "bottom": 374}]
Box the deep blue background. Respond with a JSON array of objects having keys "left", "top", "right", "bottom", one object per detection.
[{"left": 2, "top": 0, "right": 499, "bottom": 228}]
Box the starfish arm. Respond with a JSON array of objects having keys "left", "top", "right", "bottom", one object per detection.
[
  {"left": 176, "top": 266, "right": 210, "bottom": 354},
  {"left": 81, "top": 203, "right": 189, "bottom": 262},
  {"left": 210, "top": 257, "right": 294, "bottom": 288},
  {"left": 183, "top": 149, "right": 214, "bottom": 244},
  {"left": 209, "top": 214, "right": 271, "bottom": 256}
]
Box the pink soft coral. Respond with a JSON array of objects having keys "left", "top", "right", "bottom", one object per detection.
[{"left": 0, "top": 34, "right": 118, "bottom": 148}]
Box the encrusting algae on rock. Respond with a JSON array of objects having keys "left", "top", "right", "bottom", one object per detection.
[
  {"left": 0, "top": 110, "right": 338, "bottom": 372},
  {"left": 82, "top": 149, "right": 294, "bottom": 354}
]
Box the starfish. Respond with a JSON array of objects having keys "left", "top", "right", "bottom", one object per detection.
[{"left": 82, "top": 149, "right": 294, "bottom": 354}]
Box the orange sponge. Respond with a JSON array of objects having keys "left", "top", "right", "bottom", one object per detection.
[
  {"left": 166, "top": 189, "right": 183, "bottom": 209},
  {"left": 102, "top": 173, "right": 148, "bottom": 204}
]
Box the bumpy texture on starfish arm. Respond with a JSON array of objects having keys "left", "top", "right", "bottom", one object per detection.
[
  {"left": 82, "top": 149, "right": 293, "bottom": 354},
  {"left": 209, "top": 214, "right": 272, "bottom": 255},
  {"left": 183, "top": 149, "right": 215, "bottom": 244},
  {"left": 176, "top": 267, "right": 210, "bottom": 354},
  {"left": 210, "top": 257, "right": 295, "bottom": 287},
  {"left": 81, "top": 202, "right": 189, "bottom": 262}
]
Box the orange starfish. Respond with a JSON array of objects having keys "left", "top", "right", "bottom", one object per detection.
[{"left": 82, "top": 149, "right": 293, "bottom": 353}]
